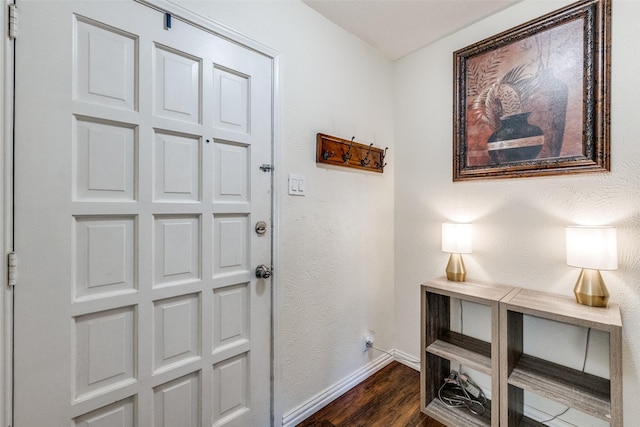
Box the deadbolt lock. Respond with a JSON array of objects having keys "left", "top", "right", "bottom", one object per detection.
[{"left": 255, "top": 221, "right": 267, "bottom": 235}]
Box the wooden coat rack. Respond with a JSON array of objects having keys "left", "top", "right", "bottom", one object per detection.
[{"left": 315, "top": 133, "right": 387, "bottom": 173}]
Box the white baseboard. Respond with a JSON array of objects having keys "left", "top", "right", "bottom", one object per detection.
[
  {"left": 392, "top": 348, "right": 420, "bottom": 371},
  {"left": 281, "top": 352, "right": 394, "bottom": 427},
  {"left": 281, "top": 349, "right": 423, "bottom": 426},
  {"left": 280, "top": 351, "right": 587, "bottom": 427}
]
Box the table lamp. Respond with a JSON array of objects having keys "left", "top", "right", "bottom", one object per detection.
[
  {"left": 566, "top": 226, "right": 617, "bottom": 307},
  {"left": 442, "top": 223, "right": 472, "bottom": 282}
]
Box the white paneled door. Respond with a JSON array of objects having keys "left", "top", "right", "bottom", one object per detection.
[{"left": 13, "top": 1, "right": 273, "bottom": 426}]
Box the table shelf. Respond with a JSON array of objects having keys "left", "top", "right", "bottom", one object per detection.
[
  {"left": 500, "top": 288, "right": 622, "bottom": 426},
  {"left": 421, "top": 278, "right": 514, "bottom": 427},
  {"left": 421, "top": 279, "right": 623, "bottom": 427}
]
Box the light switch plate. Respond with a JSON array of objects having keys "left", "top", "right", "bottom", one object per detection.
[{"left": 288, "top": 174, "right": 305, "bottom": 196}]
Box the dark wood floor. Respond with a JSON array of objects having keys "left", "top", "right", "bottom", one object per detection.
[{"left": 296, "top": 361, "right": 446, "bottom": 427}]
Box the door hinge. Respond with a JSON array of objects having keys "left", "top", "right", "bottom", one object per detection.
[
  {"left": 8, "top": 4, "right": 17, "bottom": 40},
  {"left": 8, "top": 252, "right": 17, "bottom": 287},
  {"left": 259, "top": 164, "right": 274, "bottom": 172}
]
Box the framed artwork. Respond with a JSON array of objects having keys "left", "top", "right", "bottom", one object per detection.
[{"left": 453, "top": 0, "right": 611, "bottom": 181}]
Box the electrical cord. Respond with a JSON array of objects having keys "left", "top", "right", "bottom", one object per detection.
[
  {"left": 582, "top": 327, "right": 592, "bottom": 371},
  {"left": 437, "top": 371, "right": 487, "bottom": 415},
  {"left": 539, "top": 406, "right": 571, "bottom": 424},
  {"left": 367, "top": 344, "right": 421, "bottom": 365},
  {"left": 459, "top": 298, "right": 464, "bottom": 335},
  {"left": 458, "top": 299, "right": 464, "bottom": 373}
]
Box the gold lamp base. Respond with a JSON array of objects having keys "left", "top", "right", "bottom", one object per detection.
[
  {"left": 574, "top": 268, "right": 610, "bottom": 307},
  {"left": 446, "top": 253, "right": 466, "bottom": 282}
]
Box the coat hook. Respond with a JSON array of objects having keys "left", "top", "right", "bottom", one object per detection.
[
  {"left": 322, "top": 149, "right": 335, "bottom": 160},
  {"left": 343, "top": 136, "right": 355, "bottom": 162},
  {"left": 377, "top": 147, "right": 388, "bottom": 170},
  {"left": 361, "top": 143, "right": 373, "bottom": 166}
]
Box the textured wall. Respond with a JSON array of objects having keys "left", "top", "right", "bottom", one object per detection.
[
  {"left": 170, "top": 0, "right": 640, "bottom": 423},
  {"left": 175, "top": 0, "right": 396, "bottom": 422},
  {"left": 394, "top": 0, "right": 640, "bottom": 423}
]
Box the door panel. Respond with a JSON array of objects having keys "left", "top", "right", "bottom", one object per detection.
[{"left": 14, "top": 1, "right": 272, "bottom": 425}]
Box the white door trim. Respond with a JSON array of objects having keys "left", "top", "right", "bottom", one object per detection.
[{"left": 1, "top": 1, "right": 14, "bottom": 426}]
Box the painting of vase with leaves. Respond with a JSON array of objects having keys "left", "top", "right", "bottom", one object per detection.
[{"left": 453, "top": 0, "right": 611, "bottom": 181}]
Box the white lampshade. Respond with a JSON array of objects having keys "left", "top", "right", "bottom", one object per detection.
[
  {"left": 441, "top": 223, "right": 472, "bottom": 254},
  {"left": 566, "top": 226, "right": 618, "bottom": 271}
]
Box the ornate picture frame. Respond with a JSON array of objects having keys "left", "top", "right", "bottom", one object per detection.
[{"left": 453, "top": 0, "right": 611, "bottom": 181}]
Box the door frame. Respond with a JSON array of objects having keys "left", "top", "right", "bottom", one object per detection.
[
  {"left": 1, "top": 1, "right": 14, "bottom": 426},
  {"left": 1, "top": 1, "right": 282, "bottom": 425}
]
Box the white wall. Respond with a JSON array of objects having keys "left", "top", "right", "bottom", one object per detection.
[
  {"left": 394, "top": 0, "right": 640, "bottom": 424},
  {"left": 3, "top": 0, "right": 634, "bottom": 425},
  {"left": 174, "top": 0, "right": 396, "bottom": 423}
]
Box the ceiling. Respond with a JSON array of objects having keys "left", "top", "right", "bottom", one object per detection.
[{"left": 301, "top": 0, "right": 522, "bottom": 60}]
